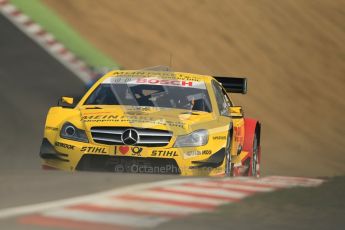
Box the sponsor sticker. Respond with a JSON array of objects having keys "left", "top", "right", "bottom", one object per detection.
[
  {"left": 131, "top": 147, "right": 143, "bottom": 156},
  {"left": 102, "top": 77, "right": 206, "bottom": 89},
  {"left": 81, "top": 115, "right": 185, "bottom": 128},
  {"left": 213, "top": 136, "right": 226, "bottom": 140},
  {"left": 55, "top": 142, "right": 75, "bottom": 150},
  {"left": 151, "top": 150, "right": 178, "bottom": 157},
  {"left": 183, "top": 150, "right": 212, "bottom": 159},
  {"left": 116, "top": 146, "right": 143, "bottom": 156},
  {"left": 81, "top": 146, "right": 107, "bottom": 154},
  {"left": 118, "top": 146, "right": 130, "bottom": 155}
]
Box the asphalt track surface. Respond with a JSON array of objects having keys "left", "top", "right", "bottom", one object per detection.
[{"left": 0, "top": 14, "right": 344, "bottom": 230}]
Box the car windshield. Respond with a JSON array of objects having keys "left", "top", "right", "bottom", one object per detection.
[{"left": 84, "top": 77, "right": 212, "bottom": 112}]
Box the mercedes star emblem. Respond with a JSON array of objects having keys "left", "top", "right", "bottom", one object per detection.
[{"left": 121, "top": 129, "right": 139, "bottom": 145}]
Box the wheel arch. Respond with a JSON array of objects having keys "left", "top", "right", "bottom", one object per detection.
[
  {"left": 255, "top": 121, "right": 261, "bottom": 147},
  {"left": 243, "top": 118, "right": 261, "bottom": 176},
  {"left": 243, "top": 118, "right": 261, "bottom": 152}
]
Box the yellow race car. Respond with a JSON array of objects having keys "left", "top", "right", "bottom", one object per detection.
[{"left": 40, "top": 70, "right": 261, "bottom": 176}]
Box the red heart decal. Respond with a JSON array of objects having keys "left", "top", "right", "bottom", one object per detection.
[{"left": 119, "top": 146, "right": 129, "bottom": 155}]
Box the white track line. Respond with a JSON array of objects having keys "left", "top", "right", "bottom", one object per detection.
[
  {"left": 88, "top": 198, "right": 204, "bottom": 214},
  {"left": 49, "top": 43, "right": 65, "bottom": 53},
  {"left": 0, "top": 178, "right": 203, "bottom": 219},
  {"left": 42, "top": 208, "right": 168, "bottom": 228},
  {"left": 11, "top": 13, "right": 29, "bottom": 23},
  {"left": 122, "top": 190, "right": 226, "bottom": 205},
  {"left": 154, "top": 184, "right": 249, "bottom": 199},
  {"left": 262, "top": 176, "right": 324, "bottom": 186},
  {"left": 0, "top": 3, "right": 15, "bottom": 13},
  {"left": 25, "top": 23, "right": 42, "bottom": 34},
  {"left": 200, "top": 181, "right": 275, "bottom": 192}
]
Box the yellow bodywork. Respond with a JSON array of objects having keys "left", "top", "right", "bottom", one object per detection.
[{"left": 41, "top": 70, "right": 247, "bottom": 176}]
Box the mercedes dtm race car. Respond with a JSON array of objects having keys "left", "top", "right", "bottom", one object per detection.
[{"left": 40, "top": 70, "right": 261, "bottom": 176}]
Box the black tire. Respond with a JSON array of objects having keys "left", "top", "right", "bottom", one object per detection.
[
  {"left": 251, "top": 133, "right": 259, "bottom": 177},
  {"left": 225, "top": 132, "right": 232, "bottom": 176}
]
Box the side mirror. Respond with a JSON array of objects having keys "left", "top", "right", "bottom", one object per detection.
[
  {"left": 229, "top": 106, "right": 243, "bottom": 118},
  {"left": 58, "top": 97, "right": 75, "bottom": 108}
]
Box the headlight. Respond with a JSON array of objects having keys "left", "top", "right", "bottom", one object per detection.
[
  {"left": 174, "top": 129, "right": 208, "bottom": 147},
  {"left": 60, "top": 122, "right": 89, "bottom": 143}
]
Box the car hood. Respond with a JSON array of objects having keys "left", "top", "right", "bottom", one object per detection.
[{"left": 78, "top": 105, "right": 215, "bottom": 134}]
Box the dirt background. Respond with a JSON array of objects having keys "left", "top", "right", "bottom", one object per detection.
[{"left": 42, "top": 0, "right": 345, "bottom": 177}]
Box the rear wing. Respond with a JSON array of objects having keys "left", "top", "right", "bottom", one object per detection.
[{"left": 213, "top": 76, "right": 247, "bottom": 94}]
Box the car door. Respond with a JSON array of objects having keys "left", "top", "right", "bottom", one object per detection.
[{"left": 212, "top": 80, "right": 245, "bottom": 157}]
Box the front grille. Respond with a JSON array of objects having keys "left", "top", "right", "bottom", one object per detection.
[
  {"left": 90, "top": 127, "right": 173, "bottom": 147},
  {"left": 76, "top": 154, "right": 181, "bottom": 174}
]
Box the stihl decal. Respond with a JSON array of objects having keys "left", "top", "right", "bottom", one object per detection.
[
  {"left": 151, "top": 150, "right": 178, "bottom": 157},
  {"left": 81, "top": 146, "right": 107, "bottom": 154}
]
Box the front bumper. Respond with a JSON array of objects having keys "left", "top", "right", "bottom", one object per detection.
[
  {"left": 76, "top": 154, "right": 181, "bottom": 174},
  {"left": 39, "top": 138, "right": 226, "bottom": 176}
]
